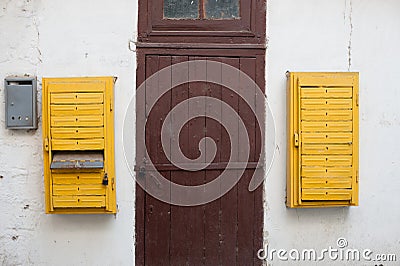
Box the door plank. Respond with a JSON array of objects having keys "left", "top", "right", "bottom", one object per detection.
[
  {"left": 204, "top": 57, "right": 223, "bottom": 265},
  {"left": 170, "top": 55, "right": 191, "bottom": 265},
  {"left": 145, "top": 56, "right": 172, "bottom": 265},
  {"left": 135, "top": 50, "right": 146, "bottom": 266},
  {"left": 253, "top": 54, "right": 265, "bottom": 266},
  {"left": 187, "top": 56, "right": 206, "bottom": 265},
  {"left": 220, "top": 57, "right": 240, "bottom": 266},
  {"left": 237, "top": 58, "right": 256, "bottom": 264}
]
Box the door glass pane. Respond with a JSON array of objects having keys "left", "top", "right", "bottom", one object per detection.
[
  {"left": 164, "top": 0, "right": 199, "bottom": 19},
  {"left": 205, "top": 0, "right": 240, "bottom": 19}
]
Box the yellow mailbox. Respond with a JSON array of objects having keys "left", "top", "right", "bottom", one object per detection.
[
  {"left": 287, "top": 72, "right": 359, "bottom": 208},
  {"left": 42, "top": 77, "right": 116, "bottom": 214}
]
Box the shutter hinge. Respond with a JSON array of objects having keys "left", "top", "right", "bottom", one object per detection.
[
  {"left": 110, "top": 100, "right": 113, "bottom": 112},
  {"left": 294, "top": 132, "right": 299, "bottom": 147},
  {"left": 44, "top": 138, "right": 49, "bottom": 151},
  {"left": 356, "top": 170, "right": 359, "bottom": 183}
]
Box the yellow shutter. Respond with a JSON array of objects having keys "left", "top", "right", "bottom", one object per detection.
[
  {"left": 42, "top": 77, "right": 116, "bottom": 214},
  {"left": 287, "top": 72, "right": 359, "bottom": 208}
]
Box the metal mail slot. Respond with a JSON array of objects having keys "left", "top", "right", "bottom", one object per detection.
[
  {"left": 50, "top": 92, "right": 104, "bottom": 104},
  {"left": 50, "top": 104, "right": 104, "bottom": 116},
  {"left": 51, "top": 151, "right": 104, "bottom": 169},
  {"left": 52, "top": 196, "right": 106, "bottom": 208},
  {"left": 51, "top": 139, "right": 105, "bottom": 150}
]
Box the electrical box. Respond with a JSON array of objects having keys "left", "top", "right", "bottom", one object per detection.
[
  {"left": 287, "top": 72, "right": 359, "bottom": 208},
  {"left": 5, "top": 76, "right": 37, "bottom": 129},
  {"left": 42, "top": 77, "right": 116, "bottom": 214}
]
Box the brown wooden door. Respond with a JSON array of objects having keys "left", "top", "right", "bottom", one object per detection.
[{"left": 136, "top": 1, "right": 266, "bottom": 265}]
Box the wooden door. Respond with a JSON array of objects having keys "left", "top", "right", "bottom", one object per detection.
[{"left": 136, "top": 1, "right": 266, "bottom": 265}]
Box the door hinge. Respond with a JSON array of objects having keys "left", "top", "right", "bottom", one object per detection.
[
  {"left": 44, "top": 138, "right": 49, "bottom": 151},
  {"left": 138, "top": 166, "right": 146, "bottom": 178},
  {"left": 294, "top": 132, "right": 299, "bottom": 147}
]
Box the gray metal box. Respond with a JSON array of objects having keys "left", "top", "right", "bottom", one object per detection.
[{"left": 5, "top": 76, "right": 38, "bottom": 129}]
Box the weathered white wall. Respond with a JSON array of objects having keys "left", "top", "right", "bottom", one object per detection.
[
  {"left": 0, "top": 0, "right": 137, "bottom": 265},
  {"left": 1, "top": 0, "right": 400, "bottom": 265},
  {"left": 266, "top": 0, "right": 400, "bottom": 264}
]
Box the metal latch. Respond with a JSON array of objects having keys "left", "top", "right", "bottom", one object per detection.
[
  {"left": 356, "top": 93, "right": 359, "bottom": 106},
  {"left": 102, "top": 173, "right": 109, "bottom": 185},
  {"left": 294, "top": 132, "right": 299, "bottom": 147},
  {"left": 44, "top": 138, "right": 49, "bottom": 151}
]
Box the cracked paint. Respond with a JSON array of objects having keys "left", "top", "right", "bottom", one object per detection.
[
  {"left": 33, "top": 17, "right": 42, "bottom": 64},
  {"left": 346, "top": 0, "right": 353, "bottom": 71},
  {"left": 0, "top": 1, "right": 43, "bottom": 265},
  {"left": 0, "top": 1, "right": 136, "bottom": 265}
]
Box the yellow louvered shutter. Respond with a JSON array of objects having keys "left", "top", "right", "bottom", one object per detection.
[
  {"left": 42, "top": 77, "right": 116, "bottom": 214},
  {"left": 287, "top": 72, "right": 359, "bottom": 208}
]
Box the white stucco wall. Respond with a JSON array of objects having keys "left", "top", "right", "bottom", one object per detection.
[
  {"left": 266, "top": 0, "right": 400, "bottom": 265},
  {"left": 0, "top": 0, "right": 137, "bottom": 265},
  {"left": 0, "top": 0, "right": 399, "bottom": 265}
]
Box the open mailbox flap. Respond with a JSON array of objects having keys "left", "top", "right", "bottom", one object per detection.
[{"left": 50, "top": 151, "right": 104, "bottom": 169}]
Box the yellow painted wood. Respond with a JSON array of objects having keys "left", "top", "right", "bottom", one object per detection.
[
  {"left": 286, "top": 72, "right": 359, "bottom": 208},
  {"left": 51, "top": 104, "right": 104, "bottom": 116},
  {"left": 53, "top": 184, "right": 106, "bottom": 196},
  {"left": 104, "top": 77, "right": 116, "bottom": 212},
  {"left": 51, "top": 116, "right": 104, "bottom": 127},
  {"left": 301, "top": 109, "right": 352, "bottom": 121},
  {"left": 301, "top": 121, "right": 352, "bottom": 132},
  {"left": 48, "top": 81, "right": 105, "bottom": 93},
  {"left": 52, "top": 196, "right": 106, "bottom": 208},
  {"left": 351, "top": 74, "right": 359, "bottom": 205},
  {"left": 300, "top": 87, "right": 353, "bottom": 98},
  {"left": 301, "top": 98, "right": 352, "bottom": 109},
  {"left": 301, "top": 133, "right": 353, "bottom": 144},
  {"left": 51, "top": 127, "right": 104, "bottom": 139},
  {"left": 50, "top": 92, "right": 104, "bottom": 104},
  {"left": 302, "top": 178, "right": 352, "bottom": 188},
  {"left": 285, "top": 201, "right": 353, "bottom": 208},
  {"left": 298, "top": 75, "right": 354, "bottom": 87},
  {"left": 43, "top": 77, "right": 116, "bottom": 214},
  {"left": 301, "top": 189, "right": 352, "bottom": 201},
  {"left": 302, "top": 155, "right": 352, "bottom": 167},
  {"left": 301, "top": 144, "right": 352, "bottom": 155},
  {"left": 52, "top": 172, "right": 103, "bottom": 184},
  {"left": 51, "top": 139, "right": 104, "bottom": 150},
  {"left": 301, "top": 167, "right": 353, "bottom": 178}
]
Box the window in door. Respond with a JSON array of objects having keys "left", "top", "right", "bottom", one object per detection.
[
  {"left": 164, "top": 0, "right": 240, "bottom": 19},
  {"left": 138, "top": 0, "right": 265, "bottom": 44}
]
